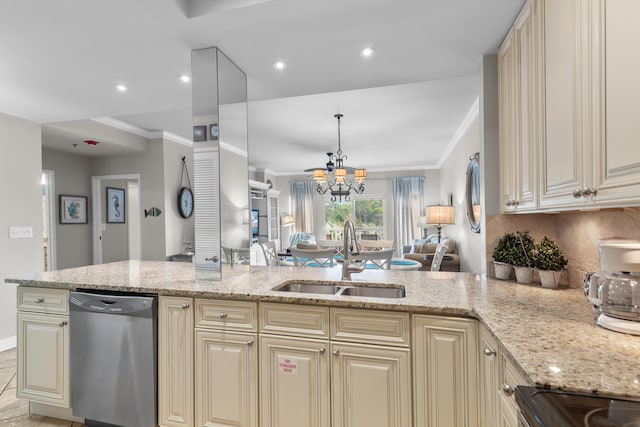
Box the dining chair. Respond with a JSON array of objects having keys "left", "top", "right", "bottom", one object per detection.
[
  {"left": 259, "top": 241, "right": 280, "bottom": 266},
  {"left": 430, "top": 243, "right": 448, "bottom": 271},
  {"left": 359, "top": 239, "right": 395, "bottom": 251},
  {"left": 316, "top": 239, "right": 344, "bottom": 256},
  {"left": 356, "top": 249, "right": 394, "bottom": 270},
  {"left": 289, "top": 248, "right": 336, "bottom": 268}
]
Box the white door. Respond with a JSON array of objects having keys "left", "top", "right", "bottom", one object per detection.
[
  {"left": 41, "top": 170, "right": 56, "bottom": 271},
  {"left": 127, "top": 180, "right": 141, "bottom": 260}
]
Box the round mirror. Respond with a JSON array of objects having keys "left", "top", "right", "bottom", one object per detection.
[{"left": 465, "top": 152, "right": 481, "bottom": 233}]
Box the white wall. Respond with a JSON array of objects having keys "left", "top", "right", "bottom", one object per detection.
[
  {"left": 41, "top": 148, "right": 92, "bottom": 268},
  {"left": 220, "top": 147, "right": 250, "bottom": 248},
  {"left": 438, "top": 110, "right": 484, "bottom": 273},
  {"left": 163, "top": 139, "right": 195, "bottom": 257},
  {"left": 90, "top": 140, "right": 167, "bottom": 260},
  {"left": 0, "top": 112, "right": 43, "bottom": 349}
]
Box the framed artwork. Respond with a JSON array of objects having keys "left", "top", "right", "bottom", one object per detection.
[
  {"left": 106, "top": 187, "right": 126, "bottom": 224},
  {"left": 209, "top": 123, "right": 219, "bottom": 140},
  {"left": 59, "top": 195, "right": 88, "bottom": 224},
  {"left": 193, "top": 125, "right": 207, "bottom": 142}
]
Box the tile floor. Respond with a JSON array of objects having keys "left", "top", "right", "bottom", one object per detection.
[{"left": 0, "top": 348, "right": 84, "bottom": 427}]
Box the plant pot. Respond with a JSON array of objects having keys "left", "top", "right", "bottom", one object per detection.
[
  {"left": 493, "top": 262, "right": 512, "bottom": 280},
  {"left": 514, "top": 266, "right": 534, "bottom": 284},
  {"left": 538, "top": 269, "right": 562, "bottom": 289}
]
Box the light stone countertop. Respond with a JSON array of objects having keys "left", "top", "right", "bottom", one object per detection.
[{"left": 7, "top": 260, "right": 640, "bottom": 399}]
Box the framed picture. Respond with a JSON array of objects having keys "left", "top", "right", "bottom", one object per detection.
[
  {"left": 193, "top": 125, "right": 207, "bottom": 142},
  {"left": 209, "top": 123, "right": 219, "bottom": 141},
  {"left": 59, "top": 195, "right": 88, "bottom": 224},
  {"left": 106, "top": 187, "right": 126, "bottom": 224}
]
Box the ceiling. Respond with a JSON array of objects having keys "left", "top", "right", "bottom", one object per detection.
[{"left": 1, "top": 0, "right": 525, "bottom": 173}]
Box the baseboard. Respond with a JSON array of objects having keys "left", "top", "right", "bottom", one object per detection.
[
  {"left": 30, "top": 402, "right": 84, "bottom": 423},
  {"left": 0, "top": 336, "right": 16, "bottom": 352}
]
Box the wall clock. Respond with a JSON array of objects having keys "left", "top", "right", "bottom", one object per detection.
[
  {"left": 178, "top": 156, "right": 194, "bottom": 218},
  {"left": 178, "top": 187, "right": 193, "bottom": 218}
]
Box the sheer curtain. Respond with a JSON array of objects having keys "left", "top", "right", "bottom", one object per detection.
[
  {"left": 392, "top": 176, "right": 424, "bottom": 256},
  {"left": 290, "top": 181, "right": 315, "bottom": 233}
]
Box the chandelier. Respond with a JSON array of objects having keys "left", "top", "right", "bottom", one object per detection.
[{"left": 307, "top": 114, "right": 366, "bottom": 202}]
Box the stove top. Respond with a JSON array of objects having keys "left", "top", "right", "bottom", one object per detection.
[{"left": 516, "top": 386, "right": 640, "bottom": 427}]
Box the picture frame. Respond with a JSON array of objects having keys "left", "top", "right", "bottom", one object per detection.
[
  {"left": 209, "top": 123, "right": 219, "bottom": 141},
  {"left": 59, "top": 195, "right": 88, "bottom": 224},
  {"left": 193, "top": 125, "right": 207, "bottom": 142},
  {"left": 106, "top": 187, "right": 126, "bottom": 224}
]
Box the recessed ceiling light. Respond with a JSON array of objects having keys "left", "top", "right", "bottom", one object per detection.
[
  {"left": 115, "top": 84, "right": 129, "bottom": 92},
  {"left": 360, "top": 47, "right": 376, "bottom": 58},
  {"left": 179, "top": 74, "right": 191, "bottom": 83},
  {"left": 273, "top": 61, "right": 287, "bottom": 71}
]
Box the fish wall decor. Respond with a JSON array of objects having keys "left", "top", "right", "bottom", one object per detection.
[{"left": 144, "top": 207, "right": 162, "bottom": 218}]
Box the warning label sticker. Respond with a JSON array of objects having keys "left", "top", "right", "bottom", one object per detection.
[{"left": 277, "top": 356, "right": 298, "bottom": 374}]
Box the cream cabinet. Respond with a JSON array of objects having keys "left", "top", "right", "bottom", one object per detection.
[
  {"left": 194, "top": 299, "right": 258, "bottom": 427},
  {"left": 499, "top": 0, "right": 539, "bottom": 213},
  {"left": 498, "top": 354, "right": 527, "bottom": 427},
  {"left": 159, "top": 296, "right": 194, "bottom": 427},
  {"left": 479, "top": 324, "right": 499, "bottom": 427},
  {"left": 259, "top": 303, "right": 412, "bottom": 427},
  {"left": 16, "top": 287, "right": 70, "bottom": 408},
  {"left": 413, "top": 315, "right": 479, "bottom": 427}
]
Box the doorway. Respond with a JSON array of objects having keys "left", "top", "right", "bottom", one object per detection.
[
  {"left": 42, "top": 170, "right": 56, "bottom": 271},
  {"left": 91, "top": 174, "right": 141, "bottom": 265}
]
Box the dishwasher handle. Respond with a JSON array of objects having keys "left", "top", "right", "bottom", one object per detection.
[{"left": 70, "top": 291, "right": 157, "bottom": 317}]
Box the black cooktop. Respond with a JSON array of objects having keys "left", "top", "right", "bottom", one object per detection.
[{"left": 516, "top": 386, "right": 640, "bottom": 427}]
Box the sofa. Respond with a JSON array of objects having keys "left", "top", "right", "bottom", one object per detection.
[{"left": 403, "top": 238, "right": 461, "bottom": 272}]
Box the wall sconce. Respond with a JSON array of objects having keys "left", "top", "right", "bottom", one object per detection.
[{"left": 425, "top": 205, "right": 455, "bottom": 242}]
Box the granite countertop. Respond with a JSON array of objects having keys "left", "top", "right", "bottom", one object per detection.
[{"left": 7, "top": 260, "right": 640, "bottom": 399}]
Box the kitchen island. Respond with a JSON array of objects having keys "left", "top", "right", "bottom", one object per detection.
[{"left": 7, "top": 260, "right": 640, "bottom": 426}]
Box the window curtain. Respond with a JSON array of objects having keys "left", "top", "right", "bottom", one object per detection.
[
  {"left": 290, "top": 181, "right": 315, "bottom": 233},
  {"left": 392, "top": 176, "right": 424, "bottom": 256}
]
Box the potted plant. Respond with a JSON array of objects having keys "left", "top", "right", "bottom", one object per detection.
[
  {"left": 491, "top": 233, "right": 517, "bottom": 280},
  {"left": 533, "top": 236, "right": 568, "bottom": 289},
  {"left": 511, "top": 231, "right": 536, "bottom": 284}
]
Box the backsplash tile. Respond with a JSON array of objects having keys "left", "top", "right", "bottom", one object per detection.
[{"left": 486, "top": 207, "right": 640, "bottom": 287}]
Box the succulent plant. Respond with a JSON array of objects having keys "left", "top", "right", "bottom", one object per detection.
[
  {"left": 491, "top": 233, "right": 518, "bottom": 264},
  {"left": 533, "top": 236, "right": 568, "bottom": 271},
  {"left": 511, "top": 231, "right": 536, "bottom": 268}
]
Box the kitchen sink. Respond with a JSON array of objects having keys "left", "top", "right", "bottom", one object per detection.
[
  {"left": 339, "top": 286, "right": 406, "bottom": 298},
  {"left": 272, "top": 281, "right": 406, "bottom": 298},
  {"left": 272, "top": 282, "right": 342, "bottom": 294}
]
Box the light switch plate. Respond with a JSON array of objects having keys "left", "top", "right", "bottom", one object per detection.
[{"left": 9, "top": 226, "right": 33, "bottom": 239}]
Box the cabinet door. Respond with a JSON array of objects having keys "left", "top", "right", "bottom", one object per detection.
[
  {"left": 195, "top": 330, "right": 257, "bottom": 427},
  {"left": 17, "top": 312, "right": 69, "bottom": 407},
  {"left": 159, "top": 297, "right": 194, "bottom": 427},
  {"left": 260, "top": 335, "right": 330, "bottom": 427},
  {"left": 499, "top": 29, "right": 517, "bottom": 212},
  {"left": 413, "top": 315, "right": 479, "bottom": 427},
  {"left": 591, "top": 0, "right": 640, "bottom": 204},
  {"left": 331, "top": 342, "right": 411, "bottom": 427},
  {"left": 539, "top": 0, "right": 589, "bottom": 208},
  {"left": 498, "top": 353, "right": 527, "bottom": 427},
  {"left": 479, "top": 325, "right": 499, "bottom": 427}
]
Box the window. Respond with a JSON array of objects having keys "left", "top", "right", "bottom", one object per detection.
[{"left": 324, "top": 198, "right": 384, "bottom": 240}]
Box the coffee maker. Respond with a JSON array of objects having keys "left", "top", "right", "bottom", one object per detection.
[{"left": 584, "top": 238, "right": 640, "bottom": 335}]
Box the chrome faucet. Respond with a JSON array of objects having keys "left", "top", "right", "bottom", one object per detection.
[{"left": 342, "top": 220, "right": 365, "bottom": 280}]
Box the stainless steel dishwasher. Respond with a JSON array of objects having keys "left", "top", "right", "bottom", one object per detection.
[{"left": 69, "top": 290, "right": 157, "bottom": 427}]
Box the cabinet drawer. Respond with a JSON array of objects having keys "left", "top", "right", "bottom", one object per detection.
[
  {"left": 195, "top": 299, "right": 257, "bottom": 332},
  {"left": 260, "top": 302, "right": 329, "bottom": 339},
  {"left": 331, "top": 308, "right": 410, "bottom": 347},
  {"left": 18, "top": 287, "right": 69, "bottom": 314},
  {"left": 500, "top": 354, "right": 527, "bottom": 413}
]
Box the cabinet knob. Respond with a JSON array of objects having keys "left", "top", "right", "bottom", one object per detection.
[
  {"left": 219, "top": 312, "right": 228, "bottom": 319},
  {"left": 483, "top": 347, "right": 496, "bottom": 357},
  {"left": 319, "top": 348, "right": 326, "bottom": 354},
  {"left": 181, "top": 303, "right": 190, "bottom": 309},
  {"left": 572, "top": 188, "right": 583, "bottom": 198},
  {"left": 332, "top": 349, "right": 340, "bottom": 356},
  {"left": 35, "top": 298, "right": 44, "bottom": 304},
  {"left": 58, "top": 321, "right": 68, "bottom": 327},
  {"left": 582, "top": 187, "right": 598, "bottom": 197},
  {"left": 246, "top": 339, "right": 254, "bottom": 346},
  {"left": 502, "top": 383, "right": 514, "bottom": 396}
]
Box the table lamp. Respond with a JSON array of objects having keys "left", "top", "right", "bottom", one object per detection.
[{"left": 425, "top": 205, "right": 455, "bottom": 242}]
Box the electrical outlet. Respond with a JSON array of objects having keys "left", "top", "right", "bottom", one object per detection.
[{"left": 9, "top": 226, "right": 33, "bottom": 239}]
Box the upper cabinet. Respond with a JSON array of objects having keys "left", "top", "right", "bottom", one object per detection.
[{"left": 499, "top": 0, "right": 640, "bottom": 213}]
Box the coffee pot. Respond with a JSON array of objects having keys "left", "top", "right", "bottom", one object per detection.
[{"left": 584, "top": 239, "right": 640, "bottom": 335}]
